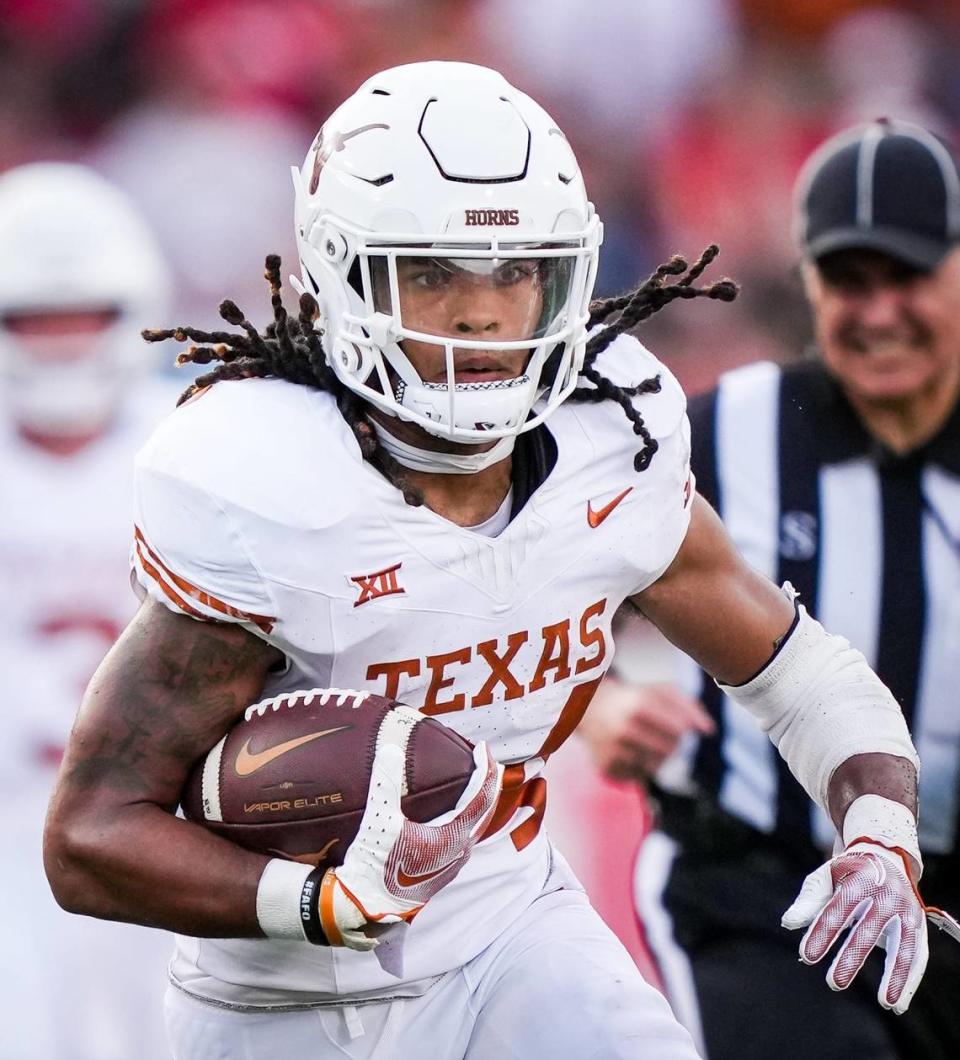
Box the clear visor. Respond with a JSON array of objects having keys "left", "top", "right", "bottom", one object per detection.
[
  {"left": 370, "top": 252, "right": 575, "bottom": 347},
  {"left": 329, "top": 236, "right": 597, "bottom": 442}
]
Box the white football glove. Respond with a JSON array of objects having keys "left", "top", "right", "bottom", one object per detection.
[
  {"left": 782, "top": 839, "right": 960, "bottom": 1014},
  {"left": 318, "top": 737, "right": 503, "bottom": 951},
  {"left": 783, "top": 841, "right": 926, "bottom": 1013}
]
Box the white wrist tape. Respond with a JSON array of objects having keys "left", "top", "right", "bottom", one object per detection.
[
  {"left": 842, "top": 794, "right": 922, "bottom": 872},
  {"left": 256, "top": 858, "right": 313, "bottom": 940},
  {"left": 718, "top": 603, "right": 919, "bottom": 815}
]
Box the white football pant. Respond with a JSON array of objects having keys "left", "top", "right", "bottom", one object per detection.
[{"left": 165, "top": 855, "right": 699, "bottom": 1059}]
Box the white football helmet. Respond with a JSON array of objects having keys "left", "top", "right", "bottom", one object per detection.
[
  {"left": 292, "top": 61, "right": 602, "bottom": 443},
  {"left": 0, "top": 163, "right": 170, "bottom": 437}
]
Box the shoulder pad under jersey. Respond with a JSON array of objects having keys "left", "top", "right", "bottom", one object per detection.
[{"left": 135, "top": 377, "right": 364, "bottom": 529}]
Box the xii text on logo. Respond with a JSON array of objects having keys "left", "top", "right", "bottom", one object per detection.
[{"left": 351, "top": 562, "right": 405, "bottom": 607}]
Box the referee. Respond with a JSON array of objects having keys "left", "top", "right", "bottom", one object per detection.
[{"left": 583, "top": 118, "right": 960, "bottom": 1059}]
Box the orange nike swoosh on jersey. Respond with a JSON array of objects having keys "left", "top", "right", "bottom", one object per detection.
[
  {"left": 396, "top": 852, "right": 466, "bottom": 888},
  {"left": 587, "top": 486, "right": 634, "bottom": 528},
  {"left": 235, "top": 727, "right": 350, "bottom": 777}
]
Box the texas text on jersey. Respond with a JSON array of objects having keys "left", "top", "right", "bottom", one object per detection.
[{"left": 131, "top": 332, "right": 691, "bottom": 1005}]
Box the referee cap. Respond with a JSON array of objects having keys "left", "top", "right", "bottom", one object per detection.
[{"left": 794, "top": 118, "right": 960, "bottom": 270}]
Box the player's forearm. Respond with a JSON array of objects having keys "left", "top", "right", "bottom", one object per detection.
[
  {"left": 827, "top": 751, "right": 920, "bottom": 880},
  {"left": 827, "top": 751, "right": 918, "bottom": 829},
  {"left": 718, "top": 607, "right": 920, "bottom": 822},
  {"left": 44, "top": 800, "right": 270, "bottom": 937},
  {"left": 44, "top": 599, "right": 280, "bottom": 935}
]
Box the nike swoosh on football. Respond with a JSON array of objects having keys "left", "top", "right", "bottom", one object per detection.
[
  {"left": 235, "top": 726, "right": 350, "bottom": 777},
  {"left": 587, "top": 486, "right": 634, "bottom": 528},
  {"left": 268, "top": 838, "right": 340, "bottom": 866},
  {"left": 396, "top": 852, "right": 466, "bottom": 888}
]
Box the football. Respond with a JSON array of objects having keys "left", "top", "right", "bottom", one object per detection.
[{"left": 181, "top": 687, "right": 476, "bottom": 871}]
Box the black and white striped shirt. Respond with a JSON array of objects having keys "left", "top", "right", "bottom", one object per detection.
[{"left": 672, "top": 359, "right": 960, "bottom": 862}]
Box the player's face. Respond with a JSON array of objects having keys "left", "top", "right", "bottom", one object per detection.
[
  {"left": 804, "top": 247, "right": 960, "bottom": 406},
  {"left": 392, "top": 256, "right": 544, "bottom": 383}
]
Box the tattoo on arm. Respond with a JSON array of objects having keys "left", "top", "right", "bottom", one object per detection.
[
  {"left": 45, "top": 599, "right": 283, "bottom": 933},
  {"left": 61, "top": 598, "right": 282, "bottom": 807}
]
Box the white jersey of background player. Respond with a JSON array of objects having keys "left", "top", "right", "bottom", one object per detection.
[
  {"left": 46, "top": 63, "right": 947, "bottom": 1060},
  {"left": 0, "top": 164, "right": 176, "bottom": 1060}
]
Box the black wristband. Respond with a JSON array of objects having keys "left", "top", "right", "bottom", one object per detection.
[{"left": 298, "top": 867, "right": 329, "bottom": 945}]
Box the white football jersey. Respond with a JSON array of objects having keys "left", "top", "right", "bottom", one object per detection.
[
  {"left": 0, "top": 378, "right": 180, "bottom": 1060},
  {"left": 0, "top": 386, "right": 173, "bottom": 774},
  {"left": 131, "top": 333, "right": 693, "bottom": 1007}
]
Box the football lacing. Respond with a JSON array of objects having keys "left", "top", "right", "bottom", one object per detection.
[{"left": 244, "top": 687, "right": 372, "bottom": 721}]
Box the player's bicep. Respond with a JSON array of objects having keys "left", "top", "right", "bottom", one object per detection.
[
  {"left": 57, "top": 597, "right": 283, "bottom": 811},
  {"left": 631, "top": 493, "right": 794, "bottom": 684}
]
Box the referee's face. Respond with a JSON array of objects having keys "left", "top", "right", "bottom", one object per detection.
[{"left": 803, "top": 246, "right": 960, "bottom": 408}]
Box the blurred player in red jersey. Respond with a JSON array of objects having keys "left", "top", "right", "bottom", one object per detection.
[
  {"left": 43, "top": 64, "right": 954, "bottom": 1059},
  {"left": 0, "top": 163, "right": 178, "bottom": 1060}
]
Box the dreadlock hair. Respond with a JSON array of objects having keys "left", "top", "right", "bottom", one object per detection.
[
  {"left": 143, "top": 246, "right": 737, "bottom": 502},
  {"left": 143, "top": 255, "right": 424, "bottom": 507},
  {"left": 570, "top": 244, "right": 738, "bottom": 471}
]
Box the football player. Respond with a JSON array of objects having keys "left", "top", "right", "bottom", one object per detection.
[
  {"left": 0, "top": 163, "right": 177, "bottom": 1059},
  {"left": 45, "top": 63, "right": 952, "bottom": 1059}
]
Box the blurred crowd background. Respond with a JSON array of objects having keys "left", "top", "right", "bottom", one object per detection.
[
  {"left": 3, "top": 1, "right": 960, "bottom": 1056},
  {"left": 5, "top": 0, "right": 960, "bottom": 392}
]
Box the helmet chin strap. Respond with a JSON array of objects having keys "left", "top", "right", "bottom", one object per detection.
[{"left": 368, "top": 416, "right": 515, "bottom": 475}]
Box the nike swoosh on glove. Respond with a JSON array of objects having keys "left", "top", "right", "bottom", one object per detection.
[
  {"left": 782, "top": 840, "right": 960, "bottom": 1014},
  {"left": 319, "top": 738, "right": 503, "bottom": 951}
]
